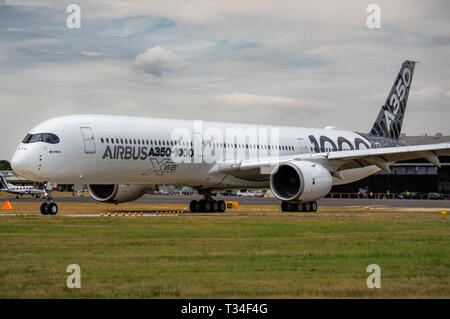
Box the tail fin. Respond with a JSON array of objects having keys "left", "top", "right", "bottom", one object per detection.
[
  {"left": 0, "top": 175, "right": 9, "bottom": 190},
  {"left": 369, "top": 60, "right": 417, "bottom": 139}
]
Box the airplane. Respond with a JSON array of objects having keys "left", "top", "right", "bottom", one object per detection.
[
  {"left": 0, "top": 174, "right": 46, "bottom": 199},
  {"left": 10, "top": 60, "right": 450, "bottom": 215}
]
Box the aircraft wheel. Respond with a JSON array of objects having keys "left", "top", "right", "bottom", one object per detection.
[
  {"left": 304, "top": 202, "right": 311, "bottom": 212},
  {"left": 281, "top": 202, "right": 289, "bottom": 212},
  {"left": 197, "top": 200, "right": 204, "bottom": 212},
  {"left": 298, "top": 203, "right": 304, "bottom": 212},
  {"left": 189, "top": 200, "right": 198, "bottom": 212},
  {"left": 203, "top": 200, "right": 211, "bottom": 212},
  {"left": 311, "top": 201, "right": 318, "bottom": 212},
  {"left": 287, "top": 203, "right": 297, "bottom": 212},
  {"left": 47, "top": 203, "right": 58, "bottom": 215},
  {"left": 40, "top": 203, "right": 49, "bottom": 215},
  {"left": 217, "top": 200, "right": 226, "bottom": 213},
  {"left": 211, "top": 200, "right": 219, "bottom": 212}
]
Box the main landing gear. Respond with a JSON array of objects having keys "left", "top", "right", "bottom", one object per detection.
[
  {"left": 189, "top": 190, "right": 226, "bottom": 213},
  {"left": 281, "top": 201, "right": 318, "bottom": 212},
  {"left": 40, "top": 188, "right": 58, "bottom": 215}
]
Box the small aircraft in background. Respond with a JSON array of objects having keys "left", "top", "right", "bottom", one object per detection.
[{"left": 0, "top": 174, "right": 46, "bottom": 198}]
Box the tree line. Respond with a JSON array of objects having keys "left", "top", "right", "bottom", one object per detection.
[{"left": 0, "top": 160, "right": 12, "bottom": 170}]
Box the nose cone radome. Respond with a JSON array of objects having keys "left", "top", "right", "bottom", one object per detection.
[{"left": 11, "top": 149, "right": 31, "bottom": 179}]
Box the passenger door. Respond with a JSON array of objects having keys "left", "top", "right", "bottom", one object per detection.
[
  {"left": 297, "top": 138, "right": 308, "bottom": 154},
  {"left": 80, "top": 127, "right": 96, "bottom": 154}
]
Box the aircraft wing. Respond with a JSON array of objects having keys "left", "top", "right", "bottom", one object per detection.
[
  {"left": 323, "top": 142, "right": 450, "bottom": 171},
  {"left": 209, "top": 143, "right": 450, "bottom": 180}
]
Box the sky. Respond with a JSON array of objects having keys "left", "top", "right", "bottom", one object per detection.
[{"left": 0, "top": 0, "right": 449, "bottom": 160}]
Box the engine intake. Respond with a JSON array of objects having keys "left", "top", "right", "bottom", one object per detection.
[
  {"left": 270, "top": 161, "right": 332, "bottom": 202},
  {"left": 88, "top": 184, "right": 147, "bottom": 203}
]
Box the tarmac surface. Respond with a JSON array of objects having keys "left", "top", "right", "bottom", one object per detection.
[{"left": 4, "top": 194, "right": 450, "bottom": 208}]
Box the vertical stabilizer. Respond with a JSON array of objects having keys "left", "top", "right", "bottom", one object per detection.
[
  {"left": 370, "top": 60, "right": 417, "bottom": 139},
  {"left": 0, "top": 175, "right": 10, "bottom": 190}
]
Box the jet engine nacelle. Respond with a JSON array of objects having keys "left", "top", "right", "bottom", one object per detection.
[
  {"left": 87, "top": 184, "right": 147, "bottom": 203},
  {"left": 270, "top": 160, "right": 332, "bottom": 202}
]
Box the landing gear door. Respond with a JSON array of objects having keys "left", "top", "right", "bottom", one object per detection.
[
  {"left": 80, "top": 127, "right": 96, "bottom": 154},
  {"left": 297, "top": 138, "right": 307, "bottom": 154}
]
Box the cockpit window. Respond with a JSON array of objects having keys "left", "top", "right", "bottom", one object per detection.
[{"left": 22, "top": 133, "right": 60, "bottom": 144}]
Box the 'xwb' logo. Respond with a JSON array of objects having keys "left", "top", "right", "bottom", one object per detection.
[{"left": 142, "top": 158, "right": 177, "bottom": 175}]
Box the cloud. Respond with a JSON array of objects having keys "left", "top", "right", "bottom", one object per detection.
[
  {"left": 81, "top": 51, "right": 104, "bottom": 57},
  {"left": 1, "top": 1, "right": 450, "bottom": 160},
  {"left": 410, "top": 87, "right": 450, "bottom": 110},
  {"left": 134, "top": 46, "right": 186, "bottom": 76},
  {"left": 99, "top": 16, "right": 176, "bottom": 37},
  {"left": 12, "top": 38, "right": 60, "bottom": 49},
  {"left": 216, "top": 92, "right": 331, "bottom": 109},
  {"left": 217, "top": 92, "right": 296, "bottom": 106}
]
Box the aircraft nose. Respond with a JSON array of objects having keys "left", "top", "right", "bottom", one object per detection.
[{"left": 11, "top": 149, "right": 30, "bottom": 177}]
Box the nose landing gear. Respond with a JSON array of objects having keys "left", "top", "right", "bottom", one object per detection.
[
  {"left": 40, "top": 202, "right": 58, "bottom": 215},
  {"left": 40, "top": 188, "right": 58, "bottom": 215}
]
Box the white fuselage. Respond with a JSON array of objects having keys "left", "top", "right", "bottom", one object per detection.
[
  {"left": 2, "top": 186, "right": 37, "bottom": 194},
  {"left": 11, "top": 115, "right": 379, "bottom": 188}
]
